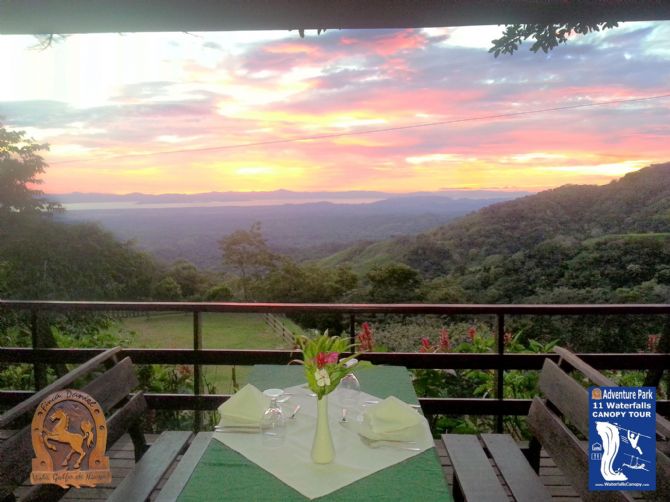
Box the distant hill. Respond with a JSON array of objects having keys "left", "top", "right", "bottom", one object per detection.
[
  {"left": 322, "top": 162, "right": 670, "bottom": 303},
  {"left": 52, "top": 188, "right": 530, "bottom": 205},
  {"left": 57, "top": 192, "right": 521, "bottom": 268}
]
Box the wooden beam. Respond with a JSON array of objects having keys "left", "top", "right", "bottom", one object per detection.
[
  {"left": 3, "top": 299, "right": 670, "bottom": 316},
  {"left": 538, "top": 358, "right": 590, "bottom": 436},
  {"left": 1, "top": 0, "right": 670, "bottom": 35},
  {"left": 2, "top": 347, "right": 669, "bottom": 372}
]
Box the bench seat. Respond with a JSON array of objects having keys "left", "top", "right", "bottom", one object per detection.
[
  {"left": 108, "top": 430, "right": 192, "bottom": 502},
  {"left": 443, "top": 433, "right": 551, "bottom": 502}
]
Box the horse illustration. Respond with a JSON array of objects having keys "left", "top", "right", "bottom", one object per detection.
[{"left": 43, "top": 409, "right": 94, "bottom": 469}]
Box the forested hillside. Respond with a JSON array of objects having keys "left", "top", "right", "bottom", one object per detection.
[{"left": 324, "top": 163, "right": 670, "bottom": 305}]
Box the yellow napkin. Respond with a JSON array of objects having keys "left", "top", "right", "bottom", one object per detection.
[
  {"left": 217, "top": 384, "right": 268, "bottom": 427},
  {"left": 362, "top": 396, "right": 425, "bottom": 441}
]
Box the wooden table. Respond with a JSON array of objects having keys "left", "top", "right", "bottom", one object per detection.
[{"left": 156, "top": 365, "right": 451, "bottom": 501}]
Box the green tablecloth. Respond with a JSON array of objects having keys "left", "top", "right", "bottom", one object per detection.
[{"left": 176, "top": 365, "right": 451, "bottom": 501}]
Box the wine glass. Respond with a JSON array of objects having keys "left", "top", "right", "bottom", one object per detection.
[
  {"left": 261, "top": 388, "right": 286, "bottom": 447},
  {"left": 338, "top": 373, "right": 361, "bottom": 421}
]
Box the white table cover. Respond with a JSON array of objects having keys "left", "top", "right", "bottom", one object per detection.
[{"left": 213, "top": 383, "right": 434, "bottom": 500}]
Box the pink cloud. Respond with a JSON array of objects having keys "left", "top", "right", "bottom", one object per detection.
[{"left": 340, "top": 30, "right": 427, "bottom": 56}]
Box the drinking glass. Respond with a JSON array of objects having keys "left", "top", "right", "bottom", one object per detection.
[
  {"left": 261, "top": 388, "right": 286, "bottom": 447},
  {"left": 338, "top": 373, "right": 361, "bottom": 421}
]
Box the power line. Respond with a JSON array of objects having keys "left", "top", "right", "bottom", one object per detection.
[{"left": 50, "top": 92, "right": 670, "bottom": 165}]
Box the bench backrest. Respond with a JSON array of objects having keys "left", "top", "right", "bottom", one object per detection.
[
  {"left": 0, "top": 347, "right": 148, "bottom": 501},
  {"left": 554, "top": 346, "right": 670, "bottom": 440},
  {"left": 528, "top": 347, "right": 668, "bottom": 502}
]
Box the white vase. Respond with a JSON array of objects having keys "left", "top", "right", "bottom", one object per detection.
[{"left": 311, "top": 396, "right": 335, "bottom": 464}]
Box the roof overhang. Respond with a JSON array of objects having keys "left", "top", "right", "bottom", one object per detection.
[{"left": 2, "top": 0, "right": 670, "bottom": 35}]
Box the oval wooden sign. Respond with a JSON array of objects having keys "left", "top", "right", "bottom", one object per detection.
[{"left": 30, "top": 389, "right": 112, "bottom": 488}]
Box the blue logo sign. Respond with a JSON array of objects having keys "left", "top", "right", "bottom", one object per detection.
[{"left": 589, "top": 387, "right": 656, "bottom": 491}]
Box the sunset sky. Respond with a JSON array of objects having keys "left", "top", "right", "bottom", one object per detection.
[{"left": 1, "top": 22, "right": 669, "bottom": 194}]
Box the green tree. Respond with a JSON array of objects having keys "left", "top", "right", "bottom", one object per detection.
[
  {"left": 203, "top": 283, "right": 234, "bottom": 301},
  {"left": 490, "top": 21, "right": 619, "bottom": 57},
  {"left": 0, "top": 219, "right": 157, "bottom": 300},
  {"left": 263, "top": 261, "right": 357, "bottom": 303},
  {"left": 0, "top": 123, "right": 62, "bottom": 217},
  {"left": 0, "top": 124, "right": 163, "bottom": 387},
  {"left": 153, "top": 276, "right": 183, "bottom": 301},
  {"left": 219, "top": 222, "right": 277, "bottom": 300},
  {"left": 0, "top": 260, "right": 9, "bottom": 295},
  {"left": 167, "top": 259, "right": 211, "bottom": 299},
  {"left": 261, "top": 260, "right": 359, "bottom": 332},
  {"left": 366, "top": 263, "right": 423, "bottom": 303},
  {"left": 423, "top": 277, "right": 466, "bottom": 303}
]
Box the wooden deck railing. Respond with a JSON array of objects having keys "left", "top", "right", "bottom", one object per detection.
[{"left": 1, "top": 301, "right": 669, "bottom": 432}]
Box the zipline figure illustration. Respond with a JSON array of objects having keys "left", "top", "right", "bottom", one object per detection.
[
  {"left": 621, "top": 453, "right": 650, "bottom": 472},
  {"left": 625, "top": 429, "right": 644, "bottom": 456}
]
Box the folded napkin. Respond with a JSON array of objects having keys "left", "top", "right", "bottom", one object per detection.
[
  {"left": 362, "top": 396, "right": 425, "bottom": 441},
  {"left": 217, "top": 384, "right": 268, "bottom": 427}
]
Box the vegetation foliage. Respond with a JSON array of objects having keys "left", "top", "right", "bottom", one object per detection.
[{"left": 489, "top": 21, "right": 619, "bottom": 57}]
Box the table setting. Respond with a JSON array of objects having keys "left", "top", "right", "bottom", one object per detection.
[{"left": 167, "top": 334, "right": 451, "bottom": 501}]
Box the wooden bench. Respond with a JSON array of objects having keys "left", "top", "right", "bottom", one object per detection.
[
  {"left": 545, "top": 347, "right": 669, "bottom": 501},
  {"left": 0, "top": 347, "right": 193, "bottom": 502},
  {"left": 443, "top": 346, "right": 669, "bottom": 502}
]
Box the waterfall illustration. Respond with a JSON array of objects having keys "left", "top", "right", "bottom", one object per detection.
[{"left": 595, "top": 422, "right": 628, "bottom": 481}]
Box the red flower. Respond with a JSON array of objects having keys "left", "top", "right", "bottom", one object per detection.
[
  {"left": 439, "top": 328, "right": 450, "bottom": 352},
  {"left": 647, "top": 334, "right": 660, "bottom": 352},
  {"left": 315, "top": 352, "right": 327, "bottom": 368},
  {"left": 357, "top": 322, "right": 374, "bottom": 352},
  {"left": 315, "top": 352, "right": 338, "bottom": 368},
  {"left": 467, "top": 326, "right": 476, "bottom": 342},
  {"left": 419, "top": 337, "right": 433, "bottom": 353}
]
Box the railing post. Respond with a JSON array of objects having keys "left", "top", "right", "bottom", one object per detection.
[
  {"left": 496, "top": 313, "right": 505, "bottom": 433},
  {"left": 349, "top": 314, "right": 356, "bottom": 345},
  {"left": 193, "top": 311, "right": 203, "bottom": 432},
  {"left": 31, "top": 309, "right": 47, "bottom": 390}
]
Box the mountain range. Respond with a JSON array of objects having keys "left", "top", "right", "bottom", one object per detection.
[
  {"left": 57, "top": 191, "right": 525, "bottom": 268},
  {"left": 52, "top": 189, "right": 531, "bottom": 205}
]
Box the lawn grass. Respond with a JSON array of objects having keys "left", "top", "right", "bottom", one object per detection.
[{"left": 113, "top": 312, "right": 304, "bottom": 393}]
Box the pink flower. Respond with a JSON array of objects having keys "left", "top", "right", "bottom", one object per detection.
[
  {"left": 439, "top": 328, "right": 450, "bottom": 352},
  {"left": 315, "top": 352, "right": 338, "bottom": 368},
  {"left": 647, "top": 334, "right": 660, "bottom": 352},
  {"left": 419, "top": 337, "right": 433, "bottom": 353},
  {"left": 467, "top": 326, "right": 476, "bottom": 342}
]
